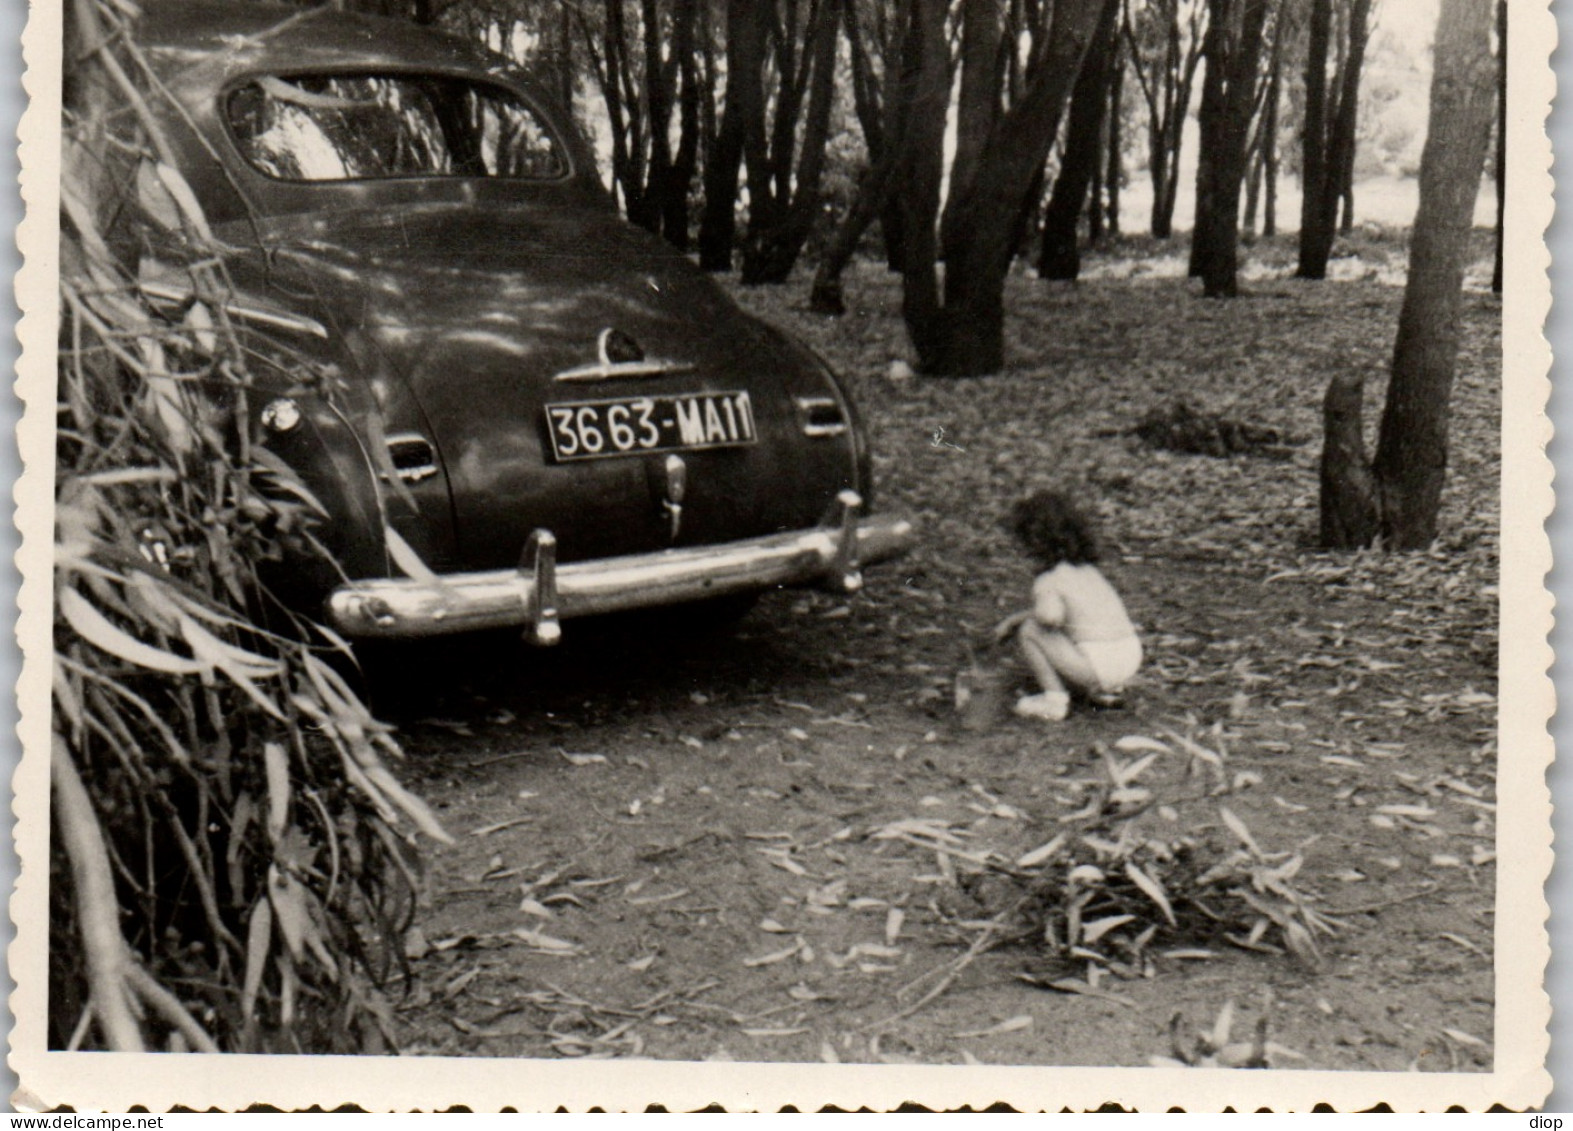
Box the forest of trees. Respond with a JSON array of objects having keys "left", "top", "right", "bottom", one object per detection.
[{"left": 363, "top": 0, "right": 1503, "bottom": 373}]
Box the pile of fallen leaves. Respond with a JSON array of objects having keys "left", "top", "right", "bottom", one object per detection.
[
  {"left": 1131, "top": 399, "right": 1300, "bottom": 460},
  {"left": 891, "top": 727, "right": 1343, "bottom": 1008}
]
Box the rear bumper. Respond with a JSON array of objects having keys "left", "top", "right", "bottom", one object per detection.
[{"left": 326, "top": 490, "right": 913, "bottom": 642}]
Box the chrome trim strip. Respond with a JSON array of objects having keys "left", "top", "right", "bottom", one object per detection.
[
  {"left": 326, "top": 510, "right": 914, "bottom": 640},
  {"left": 139, "top": 281, "right": 330, "bottom": 340},
  {"left": 552, "top": 359, "right": 698, "bottom": 383}
]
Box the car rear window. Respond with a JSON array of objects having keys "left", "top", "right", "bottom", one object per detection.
[{"left": 226, "top": 73, "right": 567, "bottom": 182}]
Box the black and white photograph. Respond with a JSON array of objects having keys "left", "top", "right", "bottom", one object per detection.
[{"left": 11, "top": 0, "right": 1553, "bottom": 1110}]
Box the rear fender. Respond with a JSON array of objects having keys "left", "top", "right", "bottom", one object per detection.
[
  {"left": 251, "top": 378, "right": 389, "bottom": 605},
  {"left": 752, "top": 323, "right": 871, "bottom": 508}
]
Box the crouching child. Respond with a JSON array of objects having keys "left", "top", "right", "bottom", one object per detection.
[{"left": 1002, "top": 490, "right": 1141, "bottom": 721}]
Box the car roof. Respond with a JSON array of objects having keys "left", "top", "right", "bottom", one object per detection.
[{"left": 132, "top": 0, "right": 514, "bottom": 79}]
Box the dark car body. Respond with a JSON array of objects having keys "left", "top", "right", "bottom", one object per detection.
[{"left": 130, "top": 1, "right": 910, "bottom": 643}]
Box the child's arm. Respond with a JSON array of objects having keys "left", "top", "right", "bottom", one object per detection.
[
  {"left": 1031, "top": 574, "right": 1068, "bottom": 628},
  {"left": 992, "top": 609, "right": 1030, "bottom": 643}
]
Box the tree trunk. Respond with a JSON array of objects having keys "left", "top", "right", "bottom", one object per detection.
[
  {"left": 698, "top": 0, "right": 763, "bottom": 271},
  {"left": 894, "top": 0, "right": 950, "bottom": 368},
  {"left": 1242, "top": 135, "right": 1263, "bottom": 238},
  {"left": 1088, "top": 139, "right": 1106, "bottom": 243},
  {"left": 1300, "top": 0, "right": 1370, "bottom": 275},
  {"left": 1321, "top": 0, "right": 1495, "bottom": 550},
  {"left": 628, "top": 0, "right": 674, "bottom": 234},
  {"left": 1492, "top": 0, "right": 1506, "bottom": 294},
  {"left": 1149, "top": 134, "right": 1173, "bottom": 238},
  {"left": 1262, "top": 45, "right": 1279, "bottom": 237},
  {"left": 1126, "top": 1, "right": 1205, "bottom": 240},
  {"left": 1319, "top": 371, "right": 1379, "bottom": 548},
  {"left": 916, "top": 0, "right": 1107, "bottom": 375},
  {"left": 1039, "top": 0, "right": 1120, "bottom": 280},
  {"left": 737, "top": 1, "right": 781, "bottom": 255},
  {"left": 809, "top": 165, "right": 883, "bottom": 314},
  {"left": 1368, "top": 0, "right": 1495, "bottom": 549},
  {"left": 1297, "top": 0, "right": 1332, "bottom": 276},
  {"left": 659, "top": 0, "right": 702, "bottom": 248},
  {"left": 940, "top": 0, "right": 1006, "bottom": 254},
  {"left": 1329, "top": 0, "right": 1371, "bottom": 236},
  {"left": 811, "top": 1, "right": 913, "bottom": 312},
  {"left": 1190, "top": 0, "right": 1269, "bottom": 296},
  {"left": 741, "top": 0, "right": 841, "bottom": 284},
  {"left": 1242, "top": 17, "right": 1282, "bottom": 240},
  {"left": 1105, "top": 33, "right": 1123, "bottom": 236}
]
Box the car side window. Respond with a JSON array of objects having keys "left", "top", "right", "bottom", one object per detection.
[{"left": 226, "top": 73, "right": 567, "bottom": 182}]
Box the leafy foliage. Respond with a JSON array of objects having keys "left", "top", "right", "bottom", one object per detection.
[{"left": 52, "top": 0, "right": 447, "bottom": 1053}]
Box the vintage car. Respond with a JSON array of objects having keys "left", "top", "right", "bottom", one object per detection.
[{"left": 129, "top": 0, "right": 911, "bottom": 645}]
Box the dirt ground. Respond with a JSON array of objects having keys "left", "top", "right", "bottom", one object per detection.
[{"left": 383, "top": 236, "right": 1501, "bottom": 1071}]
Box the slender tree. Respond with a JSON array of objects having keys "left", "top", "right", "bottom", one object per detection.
[
  {"left": 1318, "top": 0, "right": 1496, "bottom": 549},
  {"left": 810, "top": 0, "right": 917, "bottom": 314},
  {"left": 903, "top": 0, "right": 1109, "bottom": 375},
  {"left": 740, "top": 0, "right": 843, "bottom": 283},
  {"left": 1123, "top": 0, "right": 1207, "bottom": 238},
  {"left": 1241, "top": 6, "right": 1284, "bottom": 238},
  {"left": 1038, "top": 0, "right": 1121, "bottom": 279},
  {"left": 579, "top": 0, "right": 706, "bottom": 245},
  {"left": 1188, "top": 0, "right": 1271, "bottom": 296},
  {"left": 893, "top": 0, "right": 951, "bottom": 367},
  {"left": 698, "top": 0, "right": 764, "bottom": 269},
  {"left": 1259, "top": 27, "right": 1280, "bottom": 236},
  {"left": 1103, "top": 30, "right": 1126, "bottom": 237},
  {"left": 1297, "top": 0, "right": 1373, "bottom": 278}
]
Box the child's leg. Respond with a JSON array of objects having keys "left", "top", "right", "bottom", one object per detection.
[
  {"left": 1019, "top": 620, "right": 1102, "bottom": 694},
  {"left": 1016, "top": 621, "right": 1101, "bottom": 720}
]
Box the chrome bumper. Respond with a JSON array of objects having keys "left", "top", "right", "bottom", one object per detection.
[{"left": 326, "top": 490, "right": 913, "bottom": 643}]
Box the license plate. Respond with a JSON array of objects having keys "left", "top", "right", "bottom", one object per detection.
[{"left": 545, "top": 391, "right": 757, "bottom": 462}]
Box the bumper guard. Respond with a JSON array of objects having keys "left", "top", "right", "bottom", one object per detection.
[{"left": 326, "top": 490, "right": 913, "bottom": 643}]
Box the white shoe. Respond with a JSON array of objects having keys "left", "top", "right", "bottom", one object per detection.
[{"left": 1015, "top": 692, "right": 1069, "bottom": 721}]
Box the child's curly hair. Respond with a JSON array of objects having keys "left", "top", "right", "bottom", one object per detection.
[{"left": 1007, "top": 489, "right": 1101, "bottom": 568}]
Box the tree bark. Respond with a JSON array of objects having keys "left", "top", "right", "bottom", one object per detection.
[
  {"left": 1319, "top": 372, "right": 1379, "bottom": 548},
  {"left": 940, "top": 0, "right": 1006, "bottom": 254},
  {"left": 1297, "top": 0, "right": 1332, "bottom": 275},
  {"left": 894, "top": 0, "right": 950, "bottom": 368},
  {"left": 659, "top": 0, "right": 702, "bottom": 248},
  {"left": 1189, "top": 0, "right": 1270, "bottom": 296},
  {"left": 627, "top": 0, "right": 674, "bottom": 234},
  {"left": 1329, "top": 0, "right": 1371, "bottom": 238},
  {"left": 1262, "top": 40, "right": 1279, "bottom": 237},
  {"left": 698, "top": 0, "right": 764, "bottom": 271},
  {"left": 1299, "top": 0, "right": 1370, "bottom": 276},
  {"left": 1105, "top": 32, "right": 1124, "bottom": 236},
  {"left": 1125, "top": 0, "right": 1206, "bottom": 239},
  {"left": 915, "top": 0, "right": 1107, "bottom": 374},
  {"left": 1368, "top": 0, "right": 1496, "bottom": 549},
  {"left": 810, "top": 1, "right": 912, "bottom": 312},
  {"left": 1241, "top": 14, "right": 1282, "bottom": 239},
  {"left": 741, "top": 0, "right": 842, "bottom": 284},
  {"left": 1088, "top": 136, "right": 1106, "bottom": 244},
  {"left": 1039, "top": 0, "right": 1120, "bottom": 280}
]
